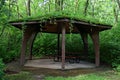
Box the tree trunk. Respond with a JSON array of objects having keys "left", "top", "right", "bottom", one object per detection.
[
  {"left": 113, "top": 0, "right": 118, "bottom": 22},
  {"left": 117, "top": 0, "right": 120, "bottom": 9},
  {"left": 27, "top": 0, "right": 31, "bottom": 16},
  {"left": 113, "top": 6, "right": 118, "bottom": 22},
  {"left": 55, "top": 0, "right": 63, "bottom": 11},
  {"left": 84, "top": 0, "right": 89, "bottom": 16}
]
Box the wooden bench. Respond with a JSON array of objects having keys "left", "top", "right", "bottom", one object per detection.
[{"left": 54, "top": 52, "right": 81, "bottom": 63}]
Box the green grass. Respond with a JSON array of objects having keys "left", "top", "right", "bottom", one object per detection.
[
  {"left": 44, "top": 71, "right": 120, "bottom": 80},
  {"left": 4, "top": 72, "right": 35, "bottom": 80},
  {"left": 4, "top": 71, "right": 120, "bottom": 80},
  {"left": 9, "top": 11, "right": 112, "bottom": 27},
  {"left": 45, "top": 74, "right": 107, "bottom": 80}
]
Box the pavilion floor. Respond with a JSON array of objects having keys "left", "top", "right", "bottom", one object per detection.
[{"left": 24, "top": 59, "right": 95, "bottom": 69}]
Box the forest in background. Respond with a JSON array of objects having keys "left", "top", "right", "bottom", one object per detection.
[{"left": 0, "top": 0, "right": 120, "bottom": 72}]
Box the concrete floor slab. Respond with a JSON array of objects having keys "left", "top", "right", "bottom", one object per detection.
[{"left": 24, "top": 59, "right": 96, "bottom": 69}]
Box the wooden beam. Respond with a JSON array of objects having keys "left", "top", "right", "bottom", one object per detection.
[
  {"left": 61, "top": 24, "right": 66, "bottom": 70},
  {"left": 90, "top": 32, "right": 100, "bottom": 67},
  {"left": 10, "top": 18, "right": 112, "bottom": 31}
]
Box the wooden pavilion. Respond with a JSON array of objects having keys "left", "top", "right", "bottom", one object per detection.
[{"left": 9, "top": 17, "right": 112, "bottom": 70}]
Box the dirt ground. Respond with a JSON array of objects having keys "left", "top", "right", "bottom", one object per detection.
[{"left": 5, "top": 59, "right": 111, "bottom": 76}]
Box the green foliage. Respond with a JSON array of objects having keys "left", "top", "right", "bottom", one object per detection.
[
  {"left": 0, "top": 27, "right": 21, "bottom": 63},
  {"left": 0, "top": 59, "right": 5, "bottom": 80},
  {"left": 8, "top": 0, "right": 114, "bottom": 26},
  {"left": 66, "top": 34, "right": 83, "bottom": 52},
  {"left": 33, "top": 33, "right": 57, "bottom": 56},
  {"left": 33, "top": 33, "right": 83, "bottom": 57},
  {"left": 100, "top": 24, "right": 120, "bottom": 67},
  {"left": 115, "top": 65, "right": 120, "bottom": 72}
]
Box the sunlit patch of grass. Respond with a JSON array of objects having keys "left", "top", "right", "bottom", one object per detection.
[
  {"left": 3, "top": 70, "right": 120, "bottom": 80},
  {"left": 4, "top": 71, "right": 35, "bottom": 80},
  {"left": 99, "top": 71, "right": 120, "bottom": 80},
  {"left": 45, "top": 74, "right": 107, "bottom": 80}
]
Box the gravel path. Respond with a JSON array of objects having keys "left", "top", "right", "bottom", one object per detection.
[{"left": 33, "top": 75, "right": 45, "bottom": 80}]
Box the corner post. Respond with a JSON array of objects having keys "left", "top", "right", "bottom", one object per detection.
[
  {"left": 90, "top": 31, "right": 100, "bottom": 67},
  {"left": 76, "top": 26, "right": 88, "bottom": 56},
  {"left": 61, "top": 24, "right": 66, "bottom": 70},
  {"left": 80, "top": 32, "right": 88, "bottom": 55},
  {"left": 20, "top": 27, "right": 32, "bottom": 65},
  {"left": 29, "top": 32, "right": 38, "bottom": 60},
  {"left": 57, "top": 33, "right": 60, "bottom": 61}
]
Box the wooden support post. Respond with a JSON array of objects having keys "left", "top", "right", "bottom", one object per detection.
[
  {"left": 20, "top": 26, "right": 38, "bottom": 65},
  {"left": 76, "top": 26, "right": 88, "bottom": 56},
  {"left": 90, "top": 32, "right": 100, "bottom": 67},
  {"left": 80, "top": 32, "right": 88, "bottom": 55},
  {"left": 57, "top": 33, "right": 60, "bottom": 61},
  {"left": 61, "top": 25, "right": 66, "bottom": 70},
  {"left": 20, "top": 35, "right": 28, "bottom": 66},
  {"left": 20, "top": 27, "right": 32, "bottom": 65},
  {"left": 29, "top": 32, "right": 38, "bottom": 60}
]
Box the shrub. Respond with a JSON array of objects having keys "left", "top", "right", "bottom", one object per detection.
[
  {"left": 115, "top": 65, "right": 120, "bottom": 72},
  {"left": 0, "top": 59, "right": 5, "bottom": 80},
  {"left": 33, "top": 33, "right": 83, "bottom": 57},
  {"left": 0, "top": 27, "right": 21, "bottom": 63},
  {"left": 100, "top": 24, "right": 120, "bottom": 67}
]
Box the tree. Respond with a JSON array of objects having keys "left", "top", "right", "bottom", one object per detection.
[
  {"left": 117, "top": 0, "right": 120, "bottom": 9},
  {"left": 84, "top": 0, "right": 89, "bottom": 16},
  {"left": 0, "top": 0, "right": 7, "bottom": 37},
  {"left": 27, "top": 0, "right": 31, "bottom": 16},
  {"left": 55, "top": 0, "right": 64, "bottom": 11},
  {"left": 0, "top": 0, "right": 5, "bottom": 10}
]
